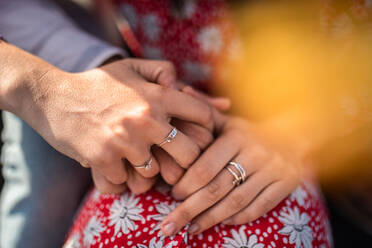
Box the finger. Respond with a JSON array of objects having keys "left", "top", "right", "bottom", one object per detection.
[
  {"left": 187, "top": 169, "right": 276, "bottom": 234},
  {"left": 224, "top": 180, "right": 296, "bottom": 225},
  {"left": 155, "top": 123, "right": 201, "bottom": 169},
  {"left": 91, "top": 168, "right": 127, "bottom": 194},
  {"left": 182, "top": 86, "right": 231, "bottom": 111},
  {"left": 172, "top": 133, "right": 241, "bottom": 200},
  {"left": 180, "top": 86, "right": 228, "bottom": 131},
  {"left": 153, "top": 146, "right": 185, "bottom": 185},
  {"left": 126, "top": 165, "right": 158, "bottom": 195},
  {"left": 93, "top": 154, "right": 128, "bottom": 185},
  {"left": 124, "top": 145, "right": 160, "bottom": 178},
  {"left": 128, "top": 59, "right": 177, "bottom": 89},
  {"left": 160, "top": 169, "right": 235, "bottom": 236},
  {"left": 172, "top": 119, "right": 213, "bottom": 150},
  {"left": 163, "top": 89, "right": 213, "bottom": 131}
]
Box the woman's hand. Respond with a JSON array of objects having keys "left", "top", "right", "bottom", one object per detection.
[
  {"left": 160, "top": 116, "right": 302, "bottom": 236},
  {"left": 17, "top": 58, "right": 214, "bottom": 189}
]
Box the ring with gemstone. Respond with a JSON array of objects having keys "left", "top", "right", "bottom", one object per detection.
[
  {"left": 132, "top": 157, "right": 152, "bottom": 170},
  {"left": 158, "top": 127, "right": 178, "bottom": 147}
]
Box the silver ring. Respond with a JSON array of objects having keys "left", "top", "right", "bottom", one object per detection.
[
  {"left": 158, "top": 128, "right": 178, "bottom": 147},
  {"left": 226, "top": 166, "right": 242, "bottom": 186},
  {"left": 132, "top": 158, "right": 152, "bottom": 170},
  {"left": 229, "top": 161, "right": 246, "bottom": 183}
]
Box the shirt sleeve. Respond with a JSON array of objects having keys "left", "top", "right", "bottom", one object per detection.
[{"left": 0, "top": 0, "right": 127, "bottom": 72}]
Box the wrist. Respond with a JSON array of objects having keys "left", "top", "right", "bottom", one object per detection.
[{"left": 0, "top": 43, "right": 59, "bottom": 116}]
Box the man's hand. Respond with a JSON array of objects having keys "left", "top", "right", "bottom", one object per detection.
[{"left": 18, "top": 58, "right": 213, "bottom": 188}]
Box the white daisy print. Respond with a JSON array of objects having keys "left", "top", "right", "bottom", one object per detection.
[
  {"left": 108, "top": 193, "right": 145, "bottom": 236},
  {"left": 143, "top": 45, "right": 163, "bottom": 60},
  {"left": 138, "top": 237, "right": 178, "bottom": 248},
  {"left": 223, "top": 226, "right": 264, "bottom": 248},
  {"left": 171, "top": 0, "right": 196, "bottom": 19},
  {"left": 147, "top": 202, "right": 177, "bottom": 235},
  {"left": 278, "top": 207, "right": 313, "bottom": 248},
  {"left": 83, "top": 216, "right": 104, "bottom": 246},
  {"left": 182, "top": 60, "right": 211, "bottom": 83},
  {"left": 290, "top": 186, "right": 308, "bottom": 206},
  {"left": 143, "top": 14, "right": 161, "bottom": 41},
  {"left": 120, "top": 3, "right": 138, "bottom": 29},
  {"left": 303, "top": 181, "right": 319, "bottom": 198},
  {"left": 197, "top": 25, "right": 223, "bottom": 55}
]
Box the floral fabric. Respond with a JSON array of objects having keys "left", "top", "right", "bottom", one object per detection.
[
  {"left": 112, "top": 0, "right": 234, "bottom": 91},
  {"left": 64, "top": 181, "right": 332, "bottom": 248}
]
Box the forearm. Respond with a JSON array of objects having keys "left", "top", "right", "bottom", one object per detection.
[{"left": 0, "top": 41, "right": 57, "bottom": 116}]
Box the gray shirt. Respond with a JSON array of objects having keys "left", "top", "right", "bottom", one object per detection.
[{"left": 0, "top": 0, "right": 125, "bottom": 72}]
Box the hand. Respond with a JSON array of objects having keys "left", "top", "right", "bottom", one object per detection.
[
  {"left": 154, "top": 86, "right": 231, "bottom": 186},
  {"left": 161, "top": 116, "right": 301, "bottom": 236},
  {"left": 91, "top": 81, "right": 230, "bottom": 195},
  {"left": 19, "top": 58, "right": 213, "bottom": 189}
]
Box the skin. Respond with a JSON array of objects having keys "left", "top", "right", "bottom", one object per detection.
[
  {"left": 90, "top": 83, "right": 231, "bottom": 194},
  {"left": 0, "top": 42, "right": 214, "bottom": 189},
  {"left": 0, "top": 42, "right": 301, "bottom": 235},
  {"left": 160, "top": 87, "right": 302, "bottom": 236}
]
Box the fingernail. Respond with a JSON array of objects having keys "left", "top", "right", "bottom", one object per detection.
[
  {"left": 188, "top": 223, "right": 200, "bottom": 234},
  {"left": 222, "top": 218, "right": 233, "bottom": 225},
  {"left": 162, "top": 222, "right": 177, "bottom": 236}
]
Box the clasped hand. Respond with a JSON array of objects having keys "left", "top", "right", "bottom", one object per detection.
[{"left": 35, "top": 58, "right": 300, "bottom": 237}]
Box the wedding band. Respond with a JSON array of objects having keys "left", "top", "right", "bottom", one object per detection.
[
  {"left": 226, "top": 166, "right": 242, "bottom": 186},
  {"left": 229, "top": 161, "right": 246, "bottom": 183},
  {"left": 132, "top": 158, "right": 152, "bottom": 170},
  {"left": 158, "top": 128, "right": 178, "bottom": 147}
]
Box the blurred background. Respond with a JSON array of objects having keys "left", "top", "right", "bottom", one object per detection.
[{"left": 214, "top": 1, "right": 372, "bottom": 247}]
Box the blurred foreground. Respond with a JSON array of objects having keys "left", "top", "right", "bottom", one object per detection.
[{"left": 215, "top": 0, "right": 372, "bottom": 190}]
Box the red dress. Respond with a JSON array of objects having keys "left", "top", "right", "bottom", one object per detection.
[{"left": 64, "top": 1, "right": 334, "bottom": 247}]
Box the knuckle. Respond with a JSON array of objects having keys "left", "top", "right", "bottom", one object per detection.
[
  {"left": 184, "top": 145, "right": 200, "bottom": 166},
  {"left": 197, "top": 130, "right": 213, "bottom": 149},
  {"left": 202, "top": 105, "right": 213, "bottom": 126},
  {"left": 177, "top": 208, "right": 192, "bottom": 224},
  {"left": 161, "top": 61, "right": 176, "bottom": 72},
  {"left": 108, "top": 173, "right": 127, "bottom": 185},
  {"left": 205, "top": 180, "right": 222, "bottom": 201},
  {"left": 80, "top": 159, "right": 91, "bottom": 168},
  {"left": 137, "top": 106, "right": 156, "bottom": 128},
  {"left": 192, "top": 164, "right": 212, "bottom": 184},
  {"left": 163, "top": 168, "right": 183, "bottom": 185},
  {"left": 230, "top": 193, "right": 246, "bottom": 210},
  {"left": 249, "top": 145, "right": 269, "bottom": 162}
]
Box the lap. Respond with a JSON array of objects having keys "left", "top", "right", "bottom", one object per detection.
[{"left": 64, "top": 180, "right": 332, "bottom": 248}]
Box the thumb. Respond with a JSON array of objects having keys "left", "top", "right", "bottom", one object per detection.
[{"left": 128, "top": 59, "right": 178, "bottom": 89}]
